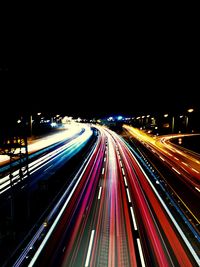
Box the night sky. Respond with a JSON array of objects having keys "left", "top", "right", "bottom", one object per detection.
[{"left": 1, "top": 13, "right": 199, "bottom": 119}]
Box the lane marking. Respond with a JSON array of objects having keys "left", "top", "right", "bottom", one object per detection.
[
  {"left": 85, "top": 230, "right": 95, "bottom": 267},
  {"left": 102, "top": 168, "right": 105, "bottom": 175},
  {"left": 124, "top": 176, "right": 128, "bottom": 187},
  {"left": 137, "top": 238, "right": 146, "bottom": 267},
  {"left": 122, "top": 168, "right": 125, "bottom": 175},
  {"left": 126, "top": 188, "right": 131, "bottom": 203},
  {"left": 130, "top": 207, "right": 137, "bottom": 230},
  {"left": 98, "top": 187, "right": 102, "bottom": 200}
]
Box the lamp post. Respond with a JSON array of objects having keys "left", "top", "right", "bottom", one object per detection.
[
  {"left": 172, "top": 116, "right": 175, "bottom": 133},
  {"left": 163, "top": 114, "right": 174, "bottom": 133}
]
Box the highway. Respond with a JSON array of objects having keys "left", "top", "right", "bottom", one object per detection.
[{"left": 12, "top": 125, "right": 200, "bottom": 267}]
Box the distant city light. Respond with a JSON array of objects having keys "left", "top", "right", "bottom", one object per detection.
[
  {"left": 107, "top": 116, "right": 114, "bottom": 121},
  {"left": 51, "top": 122, "right": 57, "bottom": 127},
  {"left": 117, "top": 116, "right": 123, "bottom": 120}
]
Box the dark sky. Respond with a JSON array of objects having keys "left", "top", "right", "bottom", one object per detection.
[{"left": 2, "top": 12, "right": 199, "bottom": 119}]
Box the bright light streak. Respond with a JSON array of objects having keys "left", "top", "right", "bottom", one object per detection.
[
  {"left": 85, "top": 230, "right": 95, "bottom": 267},
  {"left": 159, "top": 156, "right": 165, "bottom": 161},
  {"left": 102, "top": 168, "right": 105, "bottom": 175},
  {"left": 0, "top": 126, "right": 92, "bottom": 194},
  {"left": 172, "top": 167, "right": 181, "bottom": 175},
  {"left": 191, "top": 168, "right": 199, "bottom": 174},
  {"left": 195, "top": 187, "right": 200, "bottom": 193}
]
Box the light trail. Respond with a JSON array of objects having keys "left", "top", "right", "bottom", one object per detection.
[{"left": 0, "top": 126, "right": 92, "bottom": 194}]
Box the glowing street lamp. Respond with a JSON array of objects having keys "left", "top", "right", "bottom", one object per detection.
[{"left": 186, "top": 108, "right": 194, "bottom": 132}]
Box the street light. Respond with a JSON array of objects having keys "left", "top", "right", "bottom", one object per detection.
[{"left": 186, "top": 108, "right": 194, "bottom": 132}]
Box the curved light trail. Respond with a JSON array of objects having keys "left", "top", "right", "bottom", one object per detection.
[{"left": 0, "top": 125, "right": 92, "bottom": 195}]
